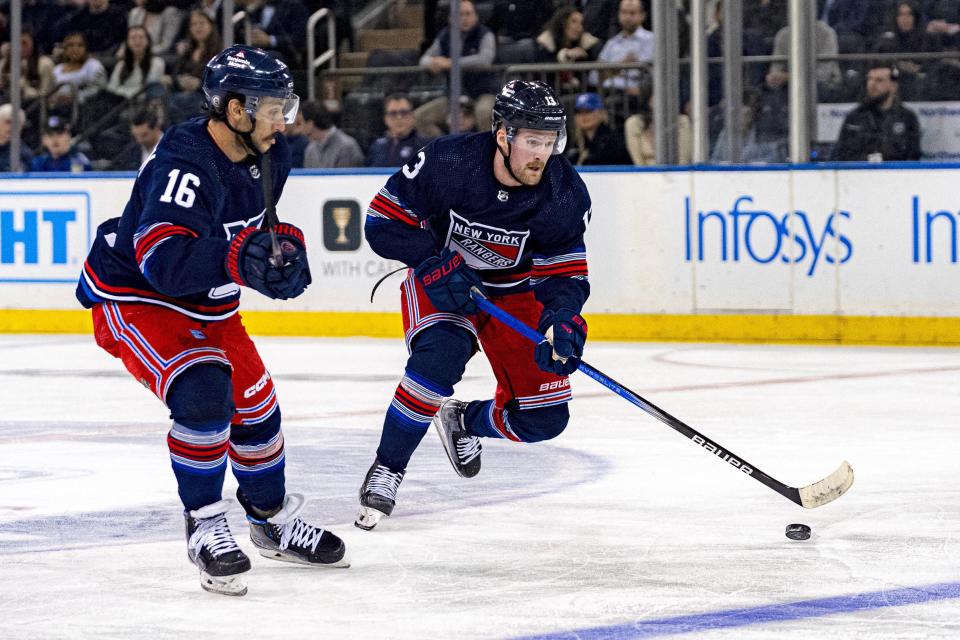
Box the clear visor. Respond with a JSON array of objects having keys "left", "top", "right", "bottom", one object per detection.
[
  {"left": 247, "top": 94, "right": 300, "bottom": 125},
  {"left": 507, "top": 128, "right": 567, "bottom": 155}
]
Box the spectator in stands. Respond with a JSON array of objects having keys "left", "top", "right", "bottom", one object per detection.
[
  {"left": 767, "top": 20, "right": 843, "bottom": 100},
  {"left": 234, "top": 0, "right": 309, "bottom": 67},
  {"left": 0, "top": 103, "right": 31, "bottom": 172},
  {"left": 127, "top": 0, "right": 186, "bottom": 57},
  {"left": 30, "top": 115, "right": 92, "bottom": 172},
  {"left": 573, "top": 0, "right": 618, "bottom": 40},
  {"left": 707, "top": 0, "right": 768, "bottom": 105},
  {"left": 624, "top": 92, "right": 692, "bottom": 165},
  {"left": 107, "top": 26, "right": 166, "bottom": 101},
  {"left": 877, "top": 1, "right": 940, "bottom": 99},
  {"left": 832, "top": 63, "right": 921, "bottom": 161},
  {"left": 417, "top": 0, "right": 498, "bottom": 139},
  {"left": 596, "top": 0, "right": 655, "bottom": 97},
  {"left": 115, "top": 106, "right": 163, "bottom": 170},
  {"left": 536, "top": 5, "right": 602, "bottom": 91},
  {"left": 50, "top": 32, "right": 108, "bottom": 109},
  {"left": 13, "top": 0, "right": 62, "bottom": 56},
  {"left": 743, "top": 0, "right": 788, "bottom": 53},
  {"left": 368, "top": 93, "right": 429, "bottom": 167},
  {"left": 446, "top": 95, "right": 479, "bottom": 133},
  {"left": 566, "top": 92, "right": 631, "bottom": 165},
  {"left": 818, "top": 0, "right": 883, "bottom": 52},
  {"left": 487, "top": 0, "right": 555, "bottom": 43},
  {"left": 302, "top": 101, "right": 365, "bottom": 168},
  {"left": 169, "top": 10, "right": 222, "bottom": 122},
  {"left": 55, "top": 0, "right": 128, "bottom": 56},
  {"left": 0, "top": 31, "right": 54, "bottom": 102},
  {"left": 285, "top": 108, "right": 309, "bottom": 168}
]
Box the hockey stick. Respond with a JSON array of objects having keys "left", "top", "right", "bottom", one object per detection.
[
  {"left": 469, "top": 287, "right": 854, "bottom": 509},
  {"left": 259, "top": 149, "right": 284, "bottom": 268}
]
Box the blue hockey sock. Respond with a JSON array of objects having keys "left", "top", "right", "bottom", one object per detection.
[
  {"left": 168, "top": 421, "right": 230, "bottom": 511},
  {"left": 376, "top": 369, "right": 452, "bottom": 472},
  {"left": 463, "top": 400, "right": 507, "bottom": 438}
]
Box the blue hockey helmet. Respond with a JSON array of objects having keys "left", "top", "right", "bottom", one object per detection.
[
  {"left": 491, "top": 80, "right": 567, "bottom": 154},
  {"left": 202, "top": 45, "right": 299, "bottom": 124}
]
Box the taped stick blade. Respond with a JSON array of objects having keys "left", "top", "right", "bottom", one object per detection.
[{"left": 798, "top": 460, "right": 854, "bottom": 508}]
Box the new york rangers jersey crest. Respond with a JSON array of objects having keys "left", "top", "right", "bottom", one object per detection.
[{"left": 446, "top": 211, "right": 530, "bottom": 270}]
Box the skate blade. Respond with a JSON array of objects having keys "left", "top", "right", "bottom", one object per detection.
[
  {"left": 257, "top": 548, "right": 351, "bottom": 568},
  {"left": 199, "top": 571, "right": 247, "bottom": 597},
  {"left": 354, "top": 506, "right": 386, "bottom": 531}
]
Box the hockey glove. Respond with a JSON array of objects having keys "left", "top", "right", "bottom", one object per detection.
[
  {"left": 226, "top": 224, "right": 312, "bottom": 300},
  {"left": 414, "top": 248, "right": 486, "bottom": 314},
  {"left": 534, "top": 308, "right": 587, "bottom": 376}
]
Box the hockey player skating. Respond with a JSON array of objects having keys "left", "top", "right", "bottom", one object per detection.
[
  {"left": 357, "top": 80, "right": 592, "bottom": 530},
  {"left": 75, "top": 45, "right": 347, "bottom": 595}
]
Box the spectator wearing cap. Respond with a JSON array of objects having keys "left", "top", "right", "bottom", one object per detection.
[
  {"left": 30, "top": 117, "right": 92, "bottom": 172},
  {"left": 832, "top": 63, "right": 921, "bottom": 162},
  {"left": 302, "top": 101, "right": 365, "bottom": 169},
  {"left": 0, "top": 104, "right": 32, "bottom": 172},
  {"left": 368, "top": 94, "right": 430, "bottom": 167},
  {"left": 596, "top": 0, "right": 655, "bottom": 97},
  {"left": 565, "top": 93, "right": 631, "bottom": 165},
  {"left": 115, "top": 107, "right": 163, "bottom": 170}
]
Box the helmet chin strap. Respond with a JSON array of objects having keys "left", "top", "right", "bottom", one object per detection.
[
  {"left": 496, "top": 140, "right": 525, "bottom": 185},
  {"left": 224, "top": 113, "right": 261, "bottom": 156}
]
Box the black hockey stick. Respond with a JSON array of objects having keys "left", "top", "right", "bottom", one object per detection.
[
  {"left": 470, "top": 287, "right": 854, "bottom": 509},
  {"left": 260, "top": 149, "right": 284, "bottom": 268}
]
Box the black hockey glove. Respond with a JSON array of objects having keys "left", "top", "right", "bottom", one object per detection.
[
  {"left": 414, "top": 248, "right": 486, "bottom": 314},
  {"left": 534, "top": 308, "right": 587, "bottom": 376},
  {"left": 226, "top": 223, "right": 312, "bottom": 300}
]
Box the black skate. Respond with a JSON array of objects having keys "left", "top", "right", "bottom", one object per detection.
[
  {"left": 184, "top": 499, "right": 251, "bottom": 597},
  {"left": 433, "top": 399, "right": 482, "bottom": 478},
  {"left": 355, "top": 458, "right": 405, "bottom": 531},
  {"left": 238, "top": 491, "right": 349, "bottom": 568}
]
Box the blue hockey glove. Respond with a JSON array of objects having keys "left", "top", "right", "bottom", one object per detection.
[
  {"left": 414, "top": 248, "right": 486, "bottom": 314},
  {"left": 226, "top": 223, "right": 311, "bottom": 300},
  {"left": 535, "top": 308, "right": 587, "bottom": 375}
]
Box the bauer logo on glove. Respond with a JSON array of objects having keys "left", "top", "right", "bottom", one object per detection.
[{"left": 535, "top": 308, "right": 587, "bottom": 376}]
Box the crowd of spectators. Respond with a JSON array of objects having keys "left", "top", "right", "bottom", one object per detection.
[{"left": 0, "top": 0, "right": 957, "bottom": 170}]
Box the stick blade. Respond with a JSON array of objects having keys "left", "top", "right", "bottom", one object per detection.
[{"left": 798, "top": 460, "right": 854, "bottom": 508}]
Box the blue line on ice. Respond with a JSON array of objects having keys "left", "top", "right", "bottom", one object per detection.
[{"left": 515, "top": 581, "right": 960, "bottom": 639}]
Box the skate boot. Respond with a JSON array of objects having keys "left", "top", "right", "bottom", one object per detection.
[
  {"left": 238, "top": 491, "right": 349, "bottom": 568},
  {"left": 184, "top": 499, "right": 251, "bottom": 597},
  {"left": 433, "top": 399, "right": 482, "bottom": 478},
  {"left": 355, "top": 458, "right": 405, "bottom": 531}
]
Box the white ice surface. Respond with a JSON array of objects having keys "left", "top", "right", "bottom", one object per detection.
[{"left": 1, "top": 334, "right": 958, "bottom": 639}]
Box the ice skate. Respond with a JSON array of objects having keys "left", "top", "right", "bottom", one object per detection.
[
  {"left": 433, "top": 399, "right": 482, "bottom": 478},
  {"left": 239, "top": 491, "right": 349, "bottom": 568},
  {"left": 184, "top": 499, "right": 251, "bottom": 597},
  {"left": 355, "top": 458, "right": 405, "bottom": 530}
]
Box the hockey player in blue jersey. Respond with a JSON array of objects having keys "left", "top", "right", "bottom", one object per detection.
[
  {"left": 75, "top": 45, "right": 348, "bottom": 595},
  {"left": 356, "top": 80, "right": 592, "bottom": 530}
]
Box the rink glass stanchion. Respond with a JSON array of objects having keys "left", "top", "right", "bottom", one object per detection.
[{"left": 468, "top": 287, "right": 854, "bottom": 509}]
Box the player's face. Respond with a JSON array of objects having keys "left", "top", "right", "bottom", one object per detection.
[
  {"left": 249, "top": 97, "right": 295, "bottom": 152},
  {"left": 508, "top": 129, "right": 557, "bottom": 185}
]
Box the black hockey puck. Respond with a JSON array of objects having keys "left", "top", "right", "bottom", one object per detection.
[{"left": 785, "top": 523, "right": 811, "bottom": 540}]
